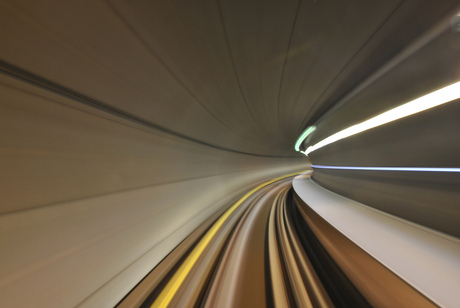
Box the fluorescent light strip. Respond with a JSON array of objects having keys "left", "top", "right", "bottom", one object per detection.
[
  {"left": 304, "top": 81, "right": 460, "bottom": 155},
  {"left": 294, "top": 126, "right": 316, "bottom": 151},
  {"left": 312, "top": 165, "right": 460, "bottom": 172}
]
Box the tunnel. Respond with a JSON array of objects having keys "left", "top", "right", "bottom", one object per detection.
[{"left": 1, "top": 1, "right": 460, "bottom": 307}]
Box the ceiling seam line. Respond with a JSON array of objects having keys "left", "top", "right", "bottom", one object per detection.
[
  {"left": 103, "top": 0, "right": 259, "bottom": 144},
  {"left": 275, "top": 0, "right": 302, "bottom": 140},
  {"left": 296, "top": 0, "right": 406, "bottom": 132},
  {"left": 0, "top": 60, "right": 291, "bottom": 158},
  {"left": 215, "top": 0, "right": 273, "bottom": 140}
]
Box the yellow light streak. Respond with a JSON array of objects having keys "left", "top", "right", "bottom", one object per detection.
[{"left": 151, "top": 171, "right": 303, "bottom": 308}]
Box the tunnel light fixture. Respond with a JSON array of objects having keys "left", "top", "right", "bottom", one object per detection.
[
  {"left": 295, "top": 126, "right": 316, "bottom": 151},
  {"left": 311, "top": 165, "right": 460, "bottom": 172},
  {"left": 303, "top": 81, "right": 460, "bottom": 155}
]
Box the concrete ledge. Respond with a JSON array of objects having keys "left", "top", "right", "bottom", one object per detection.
[{"left": 293, "top": 172, "right": 460, "bottom": 308}]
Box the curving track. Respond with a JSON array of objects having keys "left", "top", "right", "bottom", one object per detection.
[
  {"left": 118, "top": 173, "right": 437, "bottom": 308},
  {"left": 1, "top": 1, "right": 460, "bottom": 307}
]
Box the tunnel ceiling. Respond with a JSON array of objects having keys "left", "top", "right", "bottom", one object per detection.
[{"left": 1, "top": 0, "right": 459, "bottom": 157}]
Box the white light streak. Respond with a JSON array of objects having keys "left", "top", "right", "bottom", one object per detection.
[
  {"left": 312, "top": 165, "right": 460, "bottom": 172},
  {"left": 304, "top": 81, "right": 460, "bottom": 155}
]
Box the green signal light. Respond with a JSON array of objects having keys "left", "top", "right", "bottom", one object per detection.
[{"left": 294, "top": 126, "right": 316, "bottom": 152}]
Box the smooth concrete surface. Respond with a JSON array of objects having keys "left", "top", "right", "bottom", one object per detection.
[
  {"left": 293, "top": 173, "right": 460, "bottom": 308},
  {"left": 306, "top": 7, "right": 460, "bottom": 173},
  {"left": 2, "top": 0, "right": 458, "bottom": 157},
  {"left": 1, "top": 1, "right": 459, "bottom": 307},
  {"left": 0, "top": 71, "right": 306, "bottom": 307},
  {"left": 311, "top": 168, "right": 460, "bottom": 238}
]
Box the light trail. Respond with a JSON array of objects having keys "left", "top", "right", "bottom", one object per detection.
[
  {"left": 300, "top": 81, "right": 460, "bottom": 155},
  {"left": 311, "top": 165, "right": 460, "bottom": 172},
  {"left": 294, "top": 126, "right": 316, "bottom": 151},
  {"left": 150, "top": 171, "right": 303, "bottom": 308},
  {"left": 117, "top": 172, "right": 439, "bottom": 307}
]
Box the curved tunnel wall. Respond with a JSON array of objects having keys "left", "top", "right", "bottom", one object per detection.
[
  {"left": 2, "top": 0, "right": 460, "bottom": 307},
  {"left": 0, "top": 2, "right": 310, "bottom": 306},
  {"left": 306, "top": 15, "right": 460, "bottom": 238},
  {"left": 0, "top": 70, "right": 306, "bottom": 307}
]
